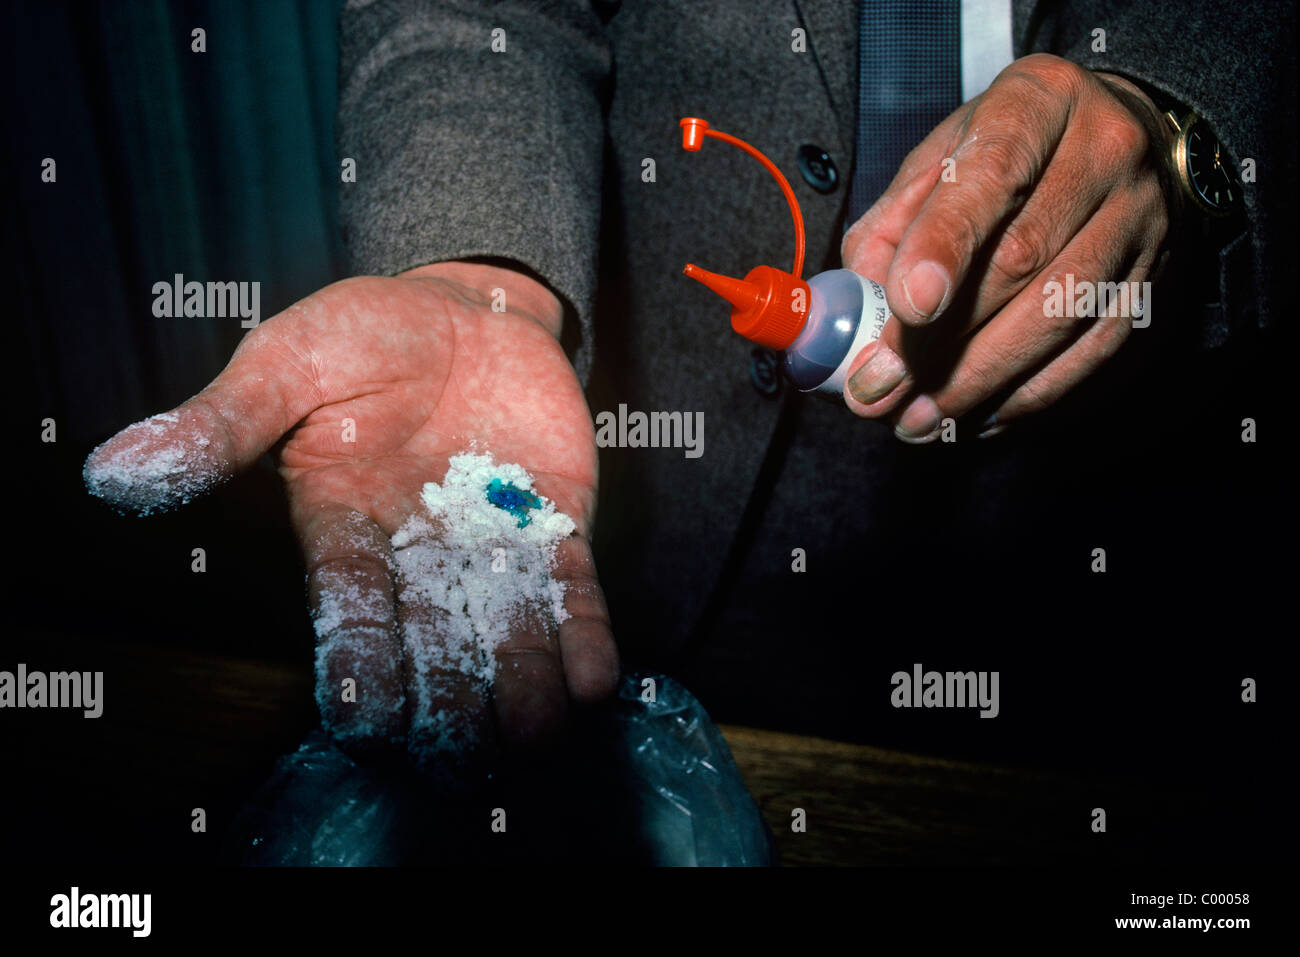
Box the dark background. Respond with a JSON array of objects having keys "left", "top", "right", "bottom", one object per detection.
[{"left": 3, "top": 0, "right": 1294, "bottom": 870}]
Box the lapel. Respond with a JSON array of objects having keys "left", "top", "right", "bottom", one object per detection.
[{"left": 791, "top": 0, "right": 858, "bottom": 152}]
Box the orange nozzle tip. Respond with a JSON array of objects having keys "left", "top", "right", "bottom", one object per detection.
[
  {"left": 682, "top": 263, "right": 764, "bottom": 312},
  {"left": 680, "top": 117, "right": 709, "bottom": 151}
]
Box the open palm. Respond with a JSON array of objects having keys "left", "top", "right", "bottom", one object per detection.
[{"left": 84, "top": 264, "right": 619, "bottom": 776}]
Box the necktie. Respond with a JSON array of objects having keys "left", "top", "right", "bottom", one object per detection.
[{"left": 848, "top": 0, "right": 962, "bottom": 226}]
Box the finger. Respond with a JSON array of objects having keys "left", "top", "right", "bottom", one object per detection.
[
  {"left": 391, "top": 515, "right": 495, "bottom": 780},
  {"left": 842, "top": 106, "right": 971, "bottom": 284},
  {"left": 491, "top": 592, "right": 569, "bottom": 750},
  {"left": 979, "top": 270, "right": 1147, "bottom": 435},
  {"left": 842, "top": 322, "right": 915, "bottom": 415},
  {"left": 551, "top": 535, "right": 619, "bottom": 704},
  {"left": 301, "top": 504, "right": 406, "bottom": 760},
  {"left": 82, "top": 307, "right": 324, "bottom": 515},
  {"left": 840, "top": 109, "right": 971, "bottom": 413},
  {"left": 935, "top": 130, "right": 1110, "bottom": 337},
  {"left": 842, "top": 165, "right": 946, "bottom": 284},
  {"left": 884, "top": 64, "right": 1075, "bottom": 326},
  {"left": 933, "top": 81, "right": 1163, "bottom": 340},
  {"left": 889, "top": 200, "right": 1142, "bottom": 442}
]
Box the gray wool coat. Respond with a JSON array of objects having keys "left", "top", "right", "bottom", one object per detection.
[{"left": 337, "top": 1, "right": 1294, "bottom": 717}]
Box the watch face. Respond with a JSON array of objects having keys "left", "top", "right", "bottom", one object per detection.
[{"left": 1184, "top": 121, "right": 1237, "bottom": 214}]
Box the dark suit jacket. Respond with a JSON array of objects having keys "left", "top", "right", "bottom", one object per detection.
[{"left": 337, "top": 1, "right": 1295, "bottom": 745}]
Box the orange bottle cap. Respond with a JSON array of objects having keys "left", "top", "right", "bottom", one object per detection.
[
  {"left": 683, "top": 263, "right": 810, "bottom": 351},
  {"left": 680, "top": 118, "right": 811, "bottom": 351}
]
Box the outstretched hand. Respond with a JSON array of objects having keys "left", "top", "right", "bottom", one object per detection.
[{"left": 84, "top": 261, "right": 619, "bottom": 774}]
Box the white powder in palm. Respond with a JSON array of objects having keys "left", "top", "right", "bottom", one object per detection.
[{"left": 390, "top": 452, "right": 574, "bottom": 761}]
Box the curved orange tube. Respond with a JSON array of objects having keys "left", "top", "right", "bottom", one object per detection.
[{"left": 680, "top": 117, "right": 806, "bottom": 279}]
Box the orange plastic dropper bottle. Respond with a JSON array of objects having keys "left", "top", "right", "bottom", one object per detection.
[{"left": 680, "top": 117, "right": 890, "bottom": 395}]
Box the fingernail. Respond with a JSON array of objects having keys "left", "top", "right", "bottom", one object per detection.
[
  {"left": 894, "top": 395, "right": 943, "bottom": 443},
  {"left": 847, "top": 346, "right": 906, "bottom": 404},
  {"left": 977, "top": 414, "right": 1006, "bottom": 440},
  {"left": 902, "top": 260, "right": 950, "bottom": 322}
]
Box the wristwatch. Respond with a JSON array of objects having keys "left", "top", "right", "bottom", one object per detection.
[{"left": 1162, "top": 111, "right": 1241, "bottom": 219}]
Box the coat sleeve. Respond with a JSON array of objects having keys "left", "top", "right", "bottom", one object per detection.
[
  {"left": 337, "top": 0, "right": 612, "bottom": 384},
  {"left": 1020, "top": 0, "right": 1297, "bottom": 348}
]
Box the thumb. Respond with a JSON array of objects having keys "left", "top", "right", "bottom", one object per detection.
[{"left": 83, "top": 318, "right": 319, "bottom": 515}]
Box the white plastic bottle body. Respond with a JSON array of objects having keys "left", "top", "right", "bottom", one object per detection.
[{"left": 781, "top": 269, "right": 889, "bottom": 394}]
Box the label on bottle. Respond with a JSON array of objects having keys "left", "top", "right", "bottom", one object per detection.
[{"left": 816, "top": 275, "right": 889, "bottom": 395}]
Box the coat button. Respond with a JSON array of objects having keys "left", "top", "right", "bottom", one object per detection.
[
  {"left": 750, "top": 347, "right": 781, "bottom": 396},
  {"left": 796, "top": 144, "right": 838, "bottom": 193}
]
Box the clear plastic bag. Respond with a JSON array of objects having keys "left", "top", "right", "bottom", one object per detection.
[
  {"left": 225, "top": 730, "right": 410, "bottom": 866},
  {"left": 226, "top": 673, "right": 774, "bottom": 866},
  {"left": 613, "top": 674, "right": 775, "bottom": 866}
]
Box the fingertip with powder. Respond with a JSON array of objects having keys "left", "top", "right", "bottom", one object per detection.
[{"left": 82, "top": 410, "right": 229, "bottom": 515}]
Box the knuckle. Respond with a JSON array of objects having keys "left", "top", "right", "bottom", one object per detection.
[
  {"left": 310, "top": 551, "right": 386, "bottom": 583},
  {"left": 561, "top": 574, "right": 612, "bottom": 625},
  {"left": 990, "top": 217, "right": 1050, "bottom": 284},
  {"left": 1007, "top": 54, "right": 1086, "bottom": 100},
  {"left": 1096, "top": 111, "right": 1150, "bottom": 166},
  {"left": 974, "top": 132, "right": 1040, "bottom": 197}
]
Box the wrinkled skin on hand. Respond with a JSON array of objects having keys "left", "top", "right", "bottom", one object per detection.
[
  {"left": 84, "top": 262, "right": 619, "bottom": 776},
  {"left": 842, "top": 54, "right": 1176, "bottom": 441}
]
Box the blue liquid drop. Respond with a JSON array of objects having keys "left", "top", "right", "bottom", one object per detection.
[{"left": 485, "top": 478, "right": 542, "bottom": 528}]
